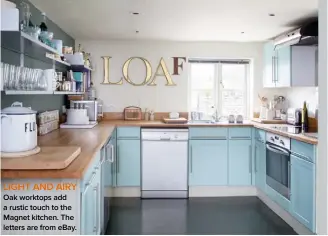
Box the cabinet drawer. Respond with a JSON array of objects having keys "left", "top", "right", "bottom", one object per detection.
[
  {"left": 117, "top": 127, "right": 141, "bottom": 139},
  {"left": 189, "top": 127, "right": 228, "bottom": 140},
  {"left": 291, "top": 139, "right": 316, "bottom": 163},
  {"left": 254, "top": 128, "right": 266, "bottom": 142},
  {"left": 229, "top": 128, "right": 252, "bottom": 139}
]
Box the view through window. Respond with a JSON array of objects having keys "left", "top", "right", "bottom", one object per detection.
[{"left": 189, "top": 60, "right": 249, "bottom": 120}]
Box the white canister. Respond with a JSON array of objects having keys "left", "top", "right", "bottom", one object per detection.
[
  {"left": 44, "top": 69, "right": 56, "bottom": 91},
  {"left": 1, "top": 102, "right": 37, "bottom": 153}
]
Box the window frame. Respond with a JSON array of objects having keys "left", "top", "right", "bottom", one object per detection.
[{"left": 188, "top": 59, "right": 250, "bottom": 120}]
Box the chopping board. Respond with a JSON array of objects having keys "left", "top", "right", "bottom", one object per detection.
[
  {"left": 252, "top": 118, "right": 287, "bottom": 124},
  {"left": 1, "top": 146, "right": 81, "bottom": 170},
  {"left": 163, "top": 117, "right": 188, "bottom": 124}
]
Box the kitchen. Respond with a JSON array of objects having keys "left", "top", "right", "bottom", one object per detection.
[{"left": 1, "top": 0, "right": 327, "bottom": 235}]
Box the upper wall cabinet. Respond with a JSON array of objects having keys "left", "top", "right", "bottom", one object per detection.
[{"left": 263, "top": 41, "right": 318, "bottom": 88}]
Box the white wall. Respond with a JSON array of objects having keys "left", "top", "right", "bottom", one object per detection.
[
  {"left": 77, "top": 40, "right": 284, "bottom": 115},
  {"left": 317, "top": 0, "right": 328, "bottom": 234},
  {"left": 285, "top": 87, "right": 318, "bottom": 116}
]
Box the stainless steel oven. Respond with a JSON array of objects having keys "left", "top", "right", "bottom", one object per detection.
[{"left": 266, "top": 133, "right": 291, "bottom": 200}]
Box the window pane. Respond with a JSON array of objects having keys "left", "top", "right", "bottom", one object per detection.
[
  {"left": 190, "top": 63, "right": 216, "bottom": 119},
  {"left": 220, "top": 64, "right": 246, "bottom": 117}
]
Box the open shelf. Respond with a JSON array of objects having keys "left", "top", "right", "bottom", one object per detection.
[
  {"left": 45, "top": 54, "right": 70, "bottom": 66},
  {"left": 70, "top": 64, "right": 93, "bottom": 72},
  {"left": 4, "top": 90, "right": 84, "bottom": 95},
  {"left": 5, "top": 90, "right": 53, "bottom": 95},
  {"left": 21, "top": 31, "right": 63, "bottom": 56},
  {"left": 53, "top": 91, "right": 84, "bottom": 95}
]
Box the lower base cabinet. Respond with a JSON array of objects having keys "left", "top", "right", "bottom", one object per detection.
[
  {"left": 116, "top": 139, "right": 141, "bottom": 186},
  {"left": 228, "top": 140, "right": 252, "bottom": 185},
  {"left": 189, "top": 140, "right": 228, "bottom": 186},
  {"left": 291, "top": 154, "right": 315, "bottom": 232}
]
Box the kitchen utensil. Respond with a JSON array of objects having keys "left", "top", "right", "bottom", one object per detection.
[
  {"left": 1, "top": 101, "right": 37, "bottom": 153},
  {"left": 169, "top": 112, "right": 180, "bottom": 119},
  {"left": 1, "top": 146, "right": 81, "bottom": 169},
  {"left": 66, "top": 108, "right": 89, "bottom": 125},
  {"left": 124, "top": 106, "right": 142, "bottom": 120},
  {"left": 163, "top": 117, "right": 187, "bottom": 124},
  {"left": 70, "top": 100, "right": 103, "bottom": 121},
  {"left": 228, "top": 115, "right": 235, "bottom": 123},
  {"left": 236, "top": 115, "right": 243, "bottom": 124}
]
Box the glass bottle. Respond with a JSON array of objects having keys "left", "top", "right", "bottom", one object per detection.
[
  {"left": 20, "top": 2, "right": 31, "bottom": 31},
  {"left": 39, "top": 12, "right": 48, "bottom": 32},
  {"left": 301, "top": 101, "right": 309, "bottom": 133},
  {"left": 88, "top": 81, "right": 96, "bottom": 100}
]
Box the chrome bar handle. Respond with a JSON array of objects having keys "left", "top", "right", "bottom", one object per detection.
[
  {"left": 249, "top": 145, "right": 252, "bottom": 173},
  {"left": 189, "top": 146, "right": 193, "bottom": 173},
  {"left": 254, "top": 146, "right": 257, "bottom": 173},
  {"left": 288, "top": 161, "right": 291, "bottom": 197},
  {"left": 111, "top": 144, "right": 114, "bottom": 163},
  {"left": 93, "top": 184, "right": 98, "bottom": 233},
  {"left": 272, "top": 57, "right": 275, "bottom": 83}
]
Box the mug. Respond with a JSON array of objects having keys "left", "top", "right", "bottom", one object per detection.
[{"left": 44, "top": 69, "right": 56, "bottom": 91}]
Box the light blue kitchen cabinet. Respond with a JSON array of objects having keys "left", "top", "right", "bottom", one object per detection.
[
  {"left": 255, "top": 139, "right": 266, "bottom": 192},
  {"left": 276, "top": 45, "right": 291, "bottom": 87},
  {"left": 189, "top": 140, "right": 228, "bottom": 186},
  {"left": 228, "top": 140, "right": 252, "bottom": 186},
  {"left": 263, "top": 41, "right": 276, "bottom": 88},
  {"left": 291, "top": 154, "right": 316, "bottom": 232},
  {"left": 116, "top": 139, "right": 141, "bottom": 186},
  {"left": 81, "top": 151, "right": 101, "bottom": 235}
]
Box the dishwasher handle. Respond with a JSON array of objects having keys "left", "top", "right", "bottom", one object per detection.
[{"left": 160, "top": 137, "right": 171, "bottom": 141}]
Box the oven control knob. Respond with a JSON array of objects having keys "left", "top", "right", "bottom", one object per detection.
[
  {"left": 280, "top": 140, "right": 285, "bottom": 145},
  {"left": 270, "top": 137, "right": 274, "bottom": 142}
]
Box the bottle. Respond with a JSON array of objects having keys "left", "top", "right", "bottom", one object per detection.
[
  {"left": 301, "top": 101, "right": 309, "bottom": 133},
  {"left": 88, "top": 81, "right": 96, "bottom": 100},
  {"left": 39, "top": 12, "right": 48, "bottom": 32}
]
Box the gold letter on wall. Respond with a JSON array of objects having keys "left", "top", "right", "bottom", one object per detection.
[
  {"left": 122, "top": 57, "right": 152, "bottom": 86},
  {"left": 148, "top": 57, "right": 176, "bottom": 86},
  {"left": 101, "top": 56, "right": 123, "bottom": 85}
]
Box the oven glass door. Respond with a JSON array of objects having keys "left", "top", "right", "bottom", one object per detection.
[{"left": 266, "top": 143, "right": 291, "bottom": 200}]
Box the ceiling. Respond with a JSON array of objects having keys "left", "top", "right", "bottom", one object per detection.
[{"left": 30, "top": 0, "right": 318, "bottom": 42}]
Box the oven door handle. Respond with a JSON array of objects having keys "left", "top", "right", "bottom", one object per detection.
[{"left": 266, "top": 144, "right": 290, "bottom": 156}]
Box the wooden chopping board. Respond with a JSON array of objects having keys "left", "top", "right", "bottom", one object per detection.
[
  {"left": 1, "top": 146, "right": 81, "bottom": 170},
  {"left": 163, "top": 117, "right": 188, "bottom": 124},
  {"left": 252, "top": 118, "right": 286, "bottom": 124}
]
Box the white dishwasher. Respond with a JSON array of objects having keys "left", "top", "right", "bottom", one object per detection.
[{"left": 141, "top": 129, "right": 188, "bottom": 198}]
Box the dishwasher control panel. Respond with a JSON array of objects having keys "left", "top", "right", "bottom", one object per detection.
[{"left": 141, "top": 129, "right": 189, "bottom": 141}]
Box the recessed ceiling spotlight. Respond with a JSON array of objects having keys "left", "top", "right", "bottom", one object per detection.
[
  {"left": 136, "top": 30, "right": 139, "bottom": 34},
  {"left": 241, "top": 32, "right": 245, "bottom": 34},
  {"left": 269, "top": 13, "right": 275, "bottom": 16},
  {"left": 131, "top": 12, "right": 140, "bottom": 15}
]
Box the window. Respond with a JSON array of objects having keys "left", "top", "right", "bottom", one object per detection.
[{"left": 189, "top": 60, "right": 249, "bottom": 120}]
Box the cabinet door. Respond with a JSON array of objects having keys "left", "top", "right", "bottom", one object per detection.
[
  {"left": 81, "top": 170, "right": 101, "bottom": 235},
  {"left": 228, "top": 140, "right": 252, "bottom": 185},
  {"left": 103, "top": 142, "right": 112, "bottom": 187},
  {"left": 291, "top": 154, "right": 315, "bottom": 232},
  {"left": 255, "top": 140, "right": 266, "bottom": 192},
  {"left": 276, "top": 45, "right": 291, "bottom": 87},
  {"left": 116, "top": 139, "right": 141, "bottom": 186},
  {"left": 189, "top": 140, "right": 228, "bottom": 186},
  {"left": 263, "top": 42, "right": 276, "bottom": 88}
]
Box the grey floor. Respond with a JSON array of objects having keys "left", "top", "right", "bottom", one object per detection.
[{"left": 105, "top": 197, "right": 297, "bottom": 235}]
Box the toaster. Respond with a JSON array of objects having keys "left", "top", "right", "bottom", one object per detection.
[
  {"left": 70, "top": 100, "right": 103, "bottom": 122},
  {"left": 287, "top": 108, "right": 302, "bottom": 126}
]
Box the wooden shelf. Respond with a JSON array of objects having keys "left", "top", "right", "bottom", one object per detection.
[
  {"left": 21, "top": 31, "right": 63, "bottom": 56},
  {"left": 45, "top": 54, "right": 70, "bottom": 66}
]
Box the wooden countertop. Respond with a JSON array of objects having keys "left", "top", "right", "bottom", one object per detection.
[
  {"left": 1, "top": 124, "right": 115, "bottom": 179},
  {"left": 1, "top": 120, "right": 317, "bottom": 179}
]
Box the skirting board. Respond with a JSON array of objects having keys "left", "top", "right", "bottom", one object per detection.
[
  {"left": 257, "top": 189, "right": 313, "bottom": 235},
  {"left": 189, "top": 186, "right": 257, "bottom": 197},
  {"left": 104, "top": 187, "right": 141, "bottom": 197}
]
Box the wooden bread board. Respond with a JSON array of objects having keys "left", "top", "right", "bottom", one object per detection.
[
  {"left": 1, "top": 146, "right": 81, "bottom": 170},
  {"left": 163, "top": 117, "right": 188, "bottom": 124},
  {"left": 252, "top": 118, "right": 286, "bottom": 124}
]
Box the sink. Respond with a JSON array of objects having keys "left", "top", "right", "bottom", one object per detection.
[{"left": 187, "top": 120, "right": 215, "bottom": 124}]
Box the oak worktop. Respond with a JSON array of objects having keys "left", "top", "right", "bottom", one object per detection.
[{"left": 1, "top": 120, "right": 317, "bottom": 179}]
